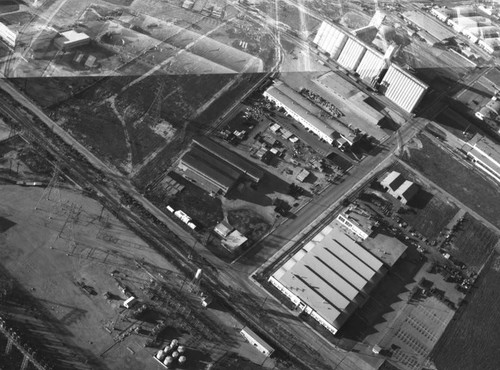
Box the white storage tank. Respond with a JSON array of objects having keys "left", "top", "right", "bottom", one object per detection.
[
  {"left": 169, "top": 339, "right": 179, "bottom": 350},
  {"left": 178, "top": 355, "right": 187, "bottom": 366},
  {"left": 177, "top": 345, "right": 185, "bottom": 354},
  {"left": 172, "top": 351, "right": 179, "bottom": 359},
  {"left": 156, "top": 350, "right": 165, "bottom": 361},
  {"left": 163, "top": 356, "right": 174, "bottom": 366}
]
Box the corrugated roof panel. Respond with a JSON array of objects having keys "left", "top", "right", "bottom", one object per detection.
[
  {"left": 313, "top": 22, "right": 327, "bottom": 45},
  {"left": 381, "top": 65, "right": 428, "bottom": 112},
  {"left": 337, "top": 38, "right": 366, "bottom": 71},
  {"left": 311, "top": 256, "right": 360, "bottom": 300},
  {"left": 334, "top": 235, "right": 383, "bottom": 272},
  {"left": 326, "top": 242, "right": 375, "bottom": 281},
  {"left": 293, "top": 263, "right": 351, "bottom": 310},
  {"left": 313, "top": 22, "right": 347, "bottom": 60},
  {"left": 356, "top": 49, "right": 385, "bottom": 81},
  {"left": 317, "top": 248, "right": 368, "bottom": 290}
]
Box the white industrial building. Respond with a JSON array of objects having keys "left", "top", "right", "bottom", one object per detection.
[
  {"left": 337, "top": 37, "right": 366, "bottom": 71},
  {"left": 313, "top": 21, "right": 348, "bottom": 60},
  {"left": 430, "top": 7, "right": 454, "bottom": 22},
  {"left": 240, "top": 327, "right": 274, "bottom": 357},
  {"left": 379, "top": 65, "right": 428, "bottom": 113},
  {"left": 269, "top": 221, "right": 406, "bottom": 335},
  {"left": 263, "top": 81, "right": 359, "bottom": 147},
  {"left": 0, "top": 22, "right": 17, "bottom": 48},
  {"left": 462, "top": 134, "right": 500, "bottom": 182},
  {"left": 313, "top": 21, "right": 428, "bottom": 113},
  {"left": 336, "top": 204, "right": 378, "bottom": 240},
  {"left": 356, "top": 49, "right": 386, "bottom": 84},
  {"left": 55, "top": 30, "right": 90, "bottom": 50},
  {"left": 402, "top": 11, "right": 455, "bottom": 42},
  {"left": 380, "top": 171, "right": 420, "bottom": 204}
]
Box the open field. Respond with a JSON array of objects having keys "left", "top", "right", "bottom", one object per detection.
[
  {"left": 447, "top": 213, "right": 499, "bottom": 270},
  {"left": 431, "top": 253, "right": 500, "bottom": 370},
  {"left": 401, "top": 134, "right": 500, "bottom": 228},
  {"left": 48, "top": 73, "right": 237, "bottom": 173},
  {"left": 0, "top": 184, "right": 180, "bottom": 369}
]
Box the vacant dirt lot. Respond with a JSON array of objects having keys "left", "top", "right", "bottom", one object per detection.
[
  {"left": 447, "top": 213, "right": 499, "bottom": 271},
  {"left": 401, "top": 191, "right": 459, "bottom": 240},
  {"left": 0, "top": 184, "right": 179, "bottom": 370}
]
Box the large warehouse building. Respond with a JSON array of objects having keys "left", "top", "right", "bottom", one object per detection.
[
  {"left": 379, "top": 65, "right": 428, "bottom": 113},
  {"left": 462, "top": 134, "right": 500, "bottom": 182},
  {"left": 312, "top": 21, "right": 428, "bottom": 113},
  {"left": 269, "top": 221, "right": 406, "bottom": 334},
  {"left": 193, "top": 137, "right": 264, "bottom": 183},
  {"left": 263, "top": 81, "right": 360, "bottom": 148},
  {"left": 178, "top": 138, "right": 264, "bottom": 195},
  {"left": 178, "top": 146, "right": 241, "bottom": 195}
]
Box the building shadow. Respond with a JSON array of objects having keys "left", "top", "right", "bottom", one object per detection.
[{"left": 0, "top": 216, "right": 16, "bottom": 233}]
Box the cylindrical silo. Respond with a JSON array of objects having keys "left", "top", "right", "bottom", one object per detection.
[
  {"left": 172, "top": 351, "right": 179, "bottom": 359},
  {"left": 178, "top": 355, "right": 187, "bottom": 367},
  {"left": 169, "top": 339, "right": 178, "bottom": 350},
  {"left": 156, "top": 350, "right": 165, "bottom": 361},
  {"left": 163, "top": 356, "right": 174, "bottom": 367},
  {"left": 177, "top": 345, "right": 185, "bottom": 354}
]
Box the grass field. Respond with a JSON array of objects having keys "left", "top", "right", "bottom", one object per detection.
[
  {"left": 431, "top": 253, "right": 500, "bottom": 370},
  {"left": 401, "top": 134, "right": 500, "bottom": 228},
  {"left": 448, "top": 213, "right": 499, "bottom": 270},
  {"left": 400, "top": 190, "right": 459, "bottom": 240}
]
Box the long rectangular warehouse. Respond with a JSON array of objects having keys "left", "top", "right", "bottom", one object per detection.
[
  {"left": 193, "top": 137, "right": 264, "bottom": 183},
  {"left": 380, "top": 65, "right": 428, "bottom": 112},
  {"left": 313, "top": 21, "right": 347, "bottom": 60},
  {"left": 263, "top": 81, "right": 359, "bottom": 146},
  {"left": 178, "top": 146, "right": 241, "bottom": 195}
]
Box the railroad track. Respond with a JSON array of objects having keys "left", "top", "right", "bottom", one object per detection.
[{"left": 0, "top": 98, "right": 332, "bottom": 370}]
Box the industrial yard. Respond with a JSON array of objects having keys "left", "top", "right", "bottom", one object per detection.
[
  {"left": 1, "top": 0, "right": 500, "bottom": 369},
  {"left": 0, "top": 181, "right": 283, "bottom": 370}
]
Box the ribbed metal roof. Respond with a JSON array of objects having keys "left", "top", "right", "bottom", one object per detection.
[
  {"left": 380, "top": 65, "right": 428, "bottom": 112},
  {"left": 313, "top": 21, "right": 347, "bottom": 60},
  {"left": 356, "top": 49, "right": 385, "bottom": 82},
  {"left": 337, "top": 37, "right": 366, "bottom": 71}
]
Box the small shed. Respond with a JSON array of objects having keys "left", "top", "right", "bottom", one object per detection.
[
  {"left": 214, "top": 221, "right": 234, "bottom": 238},
  {"left": 296, "top": 169, "right": 310, "bottom": 182},
  {"left": 222, "top": 230, "right": 248, "bottom": 252}
]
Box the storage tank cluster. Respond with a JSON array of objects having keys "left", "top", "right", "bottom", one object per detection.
[{"left": 155, "top": 339, "right": 187, "bottom": 368}]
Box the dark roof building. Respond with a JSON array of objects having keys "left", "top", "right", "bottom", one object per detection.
[
  {"left": 193, "top": 137, "right": 264, "bottom": 183},
  {"left": 178, "top": 146, "right": 241, "bottom": 195}
]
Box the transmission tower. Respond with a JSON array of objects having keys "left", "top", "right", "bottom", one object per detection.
[{"left": 34, "top": 164, "right": 60, "bottom": 213}]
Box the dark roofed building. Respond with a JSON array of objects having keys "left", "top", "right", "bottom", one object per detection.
[
  {"left": 193, "top": 137, "right": 264, "bottom": 183},
  {"left": 178, "top": 146, "right": 241, "bottom": 195}
]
